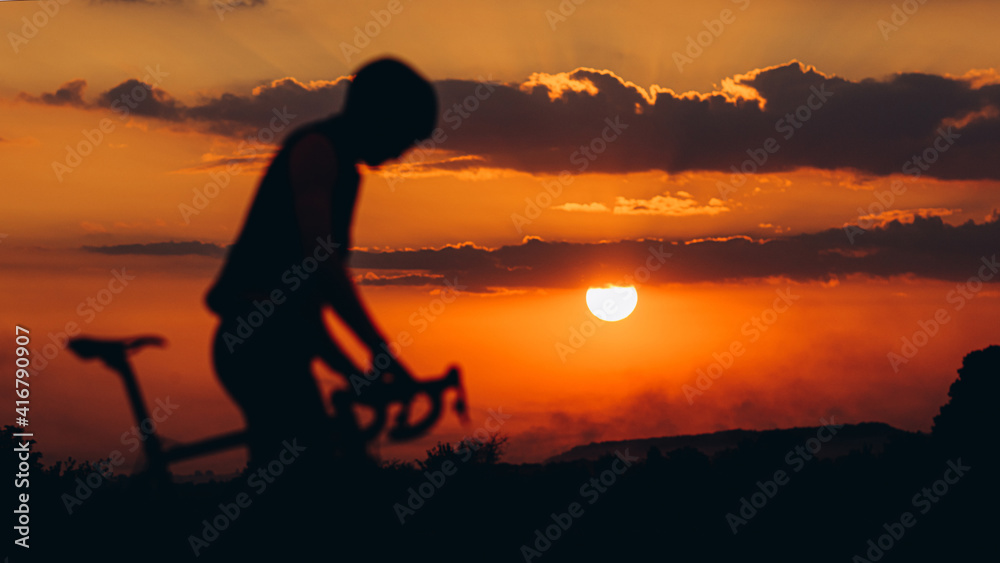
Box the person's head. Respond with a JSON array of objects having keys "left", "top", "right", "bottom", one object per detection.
[{"left": 342, "top": 58, "right": 437, "bottom": 166}]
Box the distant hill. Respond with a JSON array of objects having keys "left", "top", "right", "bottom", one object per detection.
[{"left": 545, "top": 422, "right": 917, "bottom": 464}]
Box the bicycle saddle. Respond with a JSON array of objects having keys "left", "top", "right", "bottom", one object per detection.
[{"left": 68, "top": 335, "right": 167, "bottom": 363}]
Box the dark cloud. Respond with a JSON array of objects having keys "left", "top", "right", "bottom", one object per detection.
[
  {"left": 220, "top": 0, "right": 267, "bottom": 7},
  {"left": 20, "top": 62, "right": 1000, "bottom": 179},
  {"left": 353, "top": 272, "right": 445, "bottom": 286},
  {"left": 19, "top": 79, "right": 88, "bottom": 107},
  {"left": 21, "top": 78, "right": 183, "bottom": 121},
  {"left": 90, "top": 0, "right": 184, "bottom": 4},
  {"left": 183, "top": 77, "right": 349, "bottom": 136},
  {"left": 430, "top": 63, "right": 1000, "bottom": 180},
  {"left": 22, "top": 76, "right": 345, "bottom": 137},
  {"left": 88, "top": 0, "right": 267, "bottom": 8},
  {"left": 82, "top": 241, "right": 228, "bottom": 257},
  {"left": 171, "top": 153, "right": 274, "bottom": 173},
  {"left": 79, "top": 216, "right": 999, "bottom": 288},
  {"left": 97, "top": 79, "right": 184, "bottom": 120},
  {"left": 345, "top": 215, "right": 1000, "bottom": 290}
]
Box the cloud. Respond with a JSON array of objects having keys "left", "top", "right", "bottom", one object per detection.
[
  {"left": 20, "top": 76, "right": 348, "bottom": 137},
  {"left": 98, "top": 79, "right": 185, "bottom": 120},
  {"left": 552, "top": 202, "right": 611, "bottom": 213},
  {"left": 219, "top": 0, "right": 268, "bottom": 7},
  {"left": 612, "top": 193, "right": 729, "bottom": 216},
  {"left": 20, "top": 77, "right": 183, "bottom": 121},
  {"left": 90, "top": 0, "right": 184, "bottom": 4},
  {"left": 82, "top": 216, "right": 999, "bottom": 290},
  {"left": 857, "top": 207, "right": 959, "bottom": 228},
  {"left": 416, "top": 61, "right": 1000, "bottom": 180},
  {"left": 19, "top": 79, "right": 88, "bottom": 107},
  {"left": 20, "top": 61, "right": 1000, "bottom": 179},
  {"left": 82, "top": 241, "right": 228, "bottom": 257},
  {"left": 351, "top": 272, "right": 446, "bottom": 287},
  {"left": 182, "top": 77, "right": 349, "bottom": 136},
  {"left": 553, "top": 193, "right": 730, "bottom": 216},
  {"left": 170, "top": 152, "right": 274, "bottom": 174},
  {"left": 88, "top": 0, "right": 267, "bottom": 9},
  {"left": 344, "top": 215, "right": 999, "bottom": 290}
]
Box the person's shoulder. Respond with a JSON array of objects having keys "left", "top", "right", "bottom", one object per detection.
[
  {"left": 286, "top": 123, "right": 340, "bottom": 189},
  {"left": 284, "top": 120, "right": 333, "bottom": 149},
  {"left": 284, "top": 117, "right": 336, "bottom": 150},
  {"left": 290, "top": 131, "right": 337, "bottom": 168}
]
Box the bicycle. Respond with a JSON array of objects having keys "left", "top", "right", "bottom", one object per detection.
[{"left": 67, "top": 334, "right": 469, "bottom": 484}]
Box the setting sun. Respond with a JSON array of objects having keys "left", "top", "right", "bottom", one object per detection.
[{"left": 586, "top": 285, "right": 639, "bottom": 321}]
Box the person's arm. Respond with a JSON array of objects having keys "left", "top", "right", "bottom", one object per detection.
[
  {"left": 288, "top": 134, "right": 412, "bottom": 375},
  {"left": 315, "top": 328, "right": 366, "bottom": 376}
]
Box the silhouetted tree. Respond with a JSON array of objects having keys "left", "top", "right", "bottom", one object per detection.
[{"left": 933, "top": 345, "right": 1000, "bottom": 462}]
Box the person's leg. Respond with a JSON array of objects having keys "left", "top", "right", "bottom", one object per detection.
[
  {"left": 210, "top": 317, "right": 334, "bottom": 557},
  {"left": 211, "top": 317, "right": 270, "bottom": 464},
  {"left": 211, "top": 313, "right": 334, "bottom": 466}
]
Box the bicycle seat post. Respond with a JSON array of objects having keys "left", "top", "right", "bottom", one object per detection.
[
  {"left": 69, "top": 337, "right": 169, "bottom": 481},
  {"left": 114, "top": 352, "right": 168, "bottom": 480}
]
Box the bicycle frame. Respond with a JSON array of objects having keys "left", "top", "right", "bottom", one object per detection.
[{"left": 68, "top": 335, "right": 467, "bottom": 481}]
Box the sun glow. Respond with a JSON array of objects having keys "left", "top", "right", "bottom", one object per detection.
[{"left": 586, "top": 286, "right": 638, "bottom": 321}]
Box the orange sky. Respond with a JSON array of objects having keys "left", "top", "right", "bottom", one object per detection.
[{"left": 1, "top": 0, "right": 998, "bottom": 473}]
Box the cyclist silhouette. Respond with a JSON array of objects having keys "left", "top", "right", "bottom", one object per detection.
[{"left": 205, "top": 58, "right": 438, "bottom": 465}]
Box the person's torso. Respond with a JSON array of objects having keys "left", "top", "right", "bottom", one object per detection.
[{"left": 205, "top": 119, "right": 359, "bottom": 316}]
